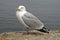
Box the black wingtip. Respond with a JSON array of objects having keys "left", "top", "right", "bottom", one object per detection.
[
  {"left": 38, "top": 27, "right": 49, "bottom": 33},
  {"left": 38, "top": 29, "right": 49, "bottom": 33}
]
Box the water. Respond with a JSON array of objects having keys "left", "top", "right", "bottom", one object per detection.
[{"left": 0, "top": 0, "right": 60, "bottom": 32}]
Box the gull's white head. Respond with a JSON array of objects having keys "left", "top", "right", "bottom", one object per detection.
[{"left": 16, "top": 5, "right": 26, "bottom": 12}]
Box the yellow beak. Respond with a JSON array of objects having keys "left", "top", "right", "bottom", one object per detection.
[{"left": 16, "top": 8, "right": 21, "bottom": 11}]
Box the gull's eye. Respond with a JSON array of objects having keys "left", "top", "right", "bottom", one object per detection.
[{"left": 21, "top": 7, "right": 24, "bottom": 9}]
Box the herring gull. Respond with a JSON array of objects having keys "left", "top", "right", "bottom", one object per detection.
[{"left": 16, "top": 5, "right": 49, "bottom": 33}]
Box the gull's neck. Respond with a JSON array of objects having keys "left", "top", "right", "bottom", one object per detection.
[
  {"left": 21, "top": 11, "right": 26, "bottom": 13},
  {"left": 16, "top": 10, "right": 27, "bottom": 16},
  {"left": 17, "top": 10, "right": 26, "bottom": 13}
]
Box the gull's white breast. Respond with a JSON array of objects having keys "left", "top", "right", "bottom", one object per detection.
[
  {"left": 16, "top": 11, "right": 26, "bottom": 23},
  {"left": 16, "top": 11, "right": 29, "bottom": 27}
]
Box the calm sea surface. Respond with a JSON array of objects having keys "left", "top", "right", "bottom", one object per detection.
[{"left": 0, "top": 0, "right": 60, "bottom": 32}]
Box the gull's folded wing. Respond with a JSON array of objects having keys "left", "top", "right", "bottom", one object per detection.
[{"left": 22, "top": 12, "right": 44, "bottom": 30}]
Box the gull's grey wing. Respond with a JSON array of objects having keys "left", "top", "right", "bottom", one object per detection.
[{"left": 22, "top": 12, "right": 44, "bottom": 30}]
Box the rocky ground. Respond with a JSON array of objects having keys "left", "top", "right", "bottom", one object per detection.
[{"left": 0, "top": 30, "right": 60, "bottom": 40}]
